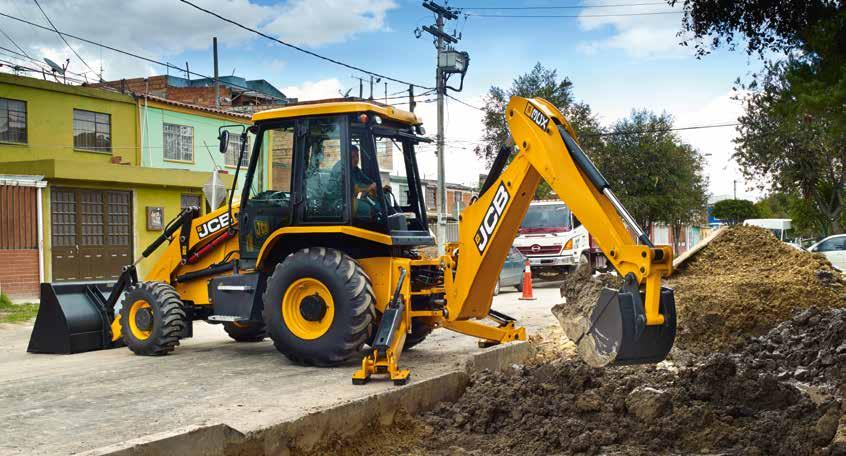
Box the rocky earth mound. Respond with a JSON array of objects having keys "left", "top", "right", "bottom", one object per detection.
[{"left": 670, "top": 225, "right": 845, "bottom": 353}]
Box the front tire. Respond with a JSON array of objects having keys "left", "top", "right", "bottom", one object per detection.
[
  {"left": 263, "top": 247, "right": 375, "bottom": 366},
  {"left": 120, "top": 282, "right": 187, "bottom": 356}
]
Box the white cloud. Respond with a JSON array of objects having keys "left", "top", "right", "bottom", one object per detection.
[
  {"left": 0, "top": 0, "right": 396, "bottom": 81},
  {"left": 410, "top": 95, "right": 487, "bottom": 187},
  {"left": 576, "top": 3, "right": 692, "bottom": 58},
  {"left": 263, "top": 0, "right": 398, "bottom": 47},
  {"left": 282, "top": 78, "right": 343, "bottom": 100},
  {"left": 673, "top": 91, "right": 762, "bottom": 200}
]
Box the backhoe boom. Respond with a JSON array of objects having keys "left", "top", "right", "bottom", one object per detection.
[{"left": 447, "top": 96, "right": 675, "bottom": 366}]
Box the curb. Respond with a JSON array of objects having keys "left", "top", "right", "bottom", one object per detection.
[{"left": 82, "top": 340, "right": 535, "bottom": 456}]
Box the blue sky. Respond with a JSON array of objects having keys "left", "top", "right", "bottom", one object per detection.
[{"left": 0, "top": 0, "right": 765, "bottom": 198}]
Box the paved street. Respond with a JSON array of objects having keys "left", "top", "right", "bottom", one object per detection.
[{"left": 0, "top": 283, "right": 562, "bottom": 456}]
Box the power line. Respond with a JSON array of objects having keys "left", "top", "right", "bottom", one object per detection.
[
  {"left": 32, "top": 0, "right": 99, "bottom": 78},
  {"left": 456, "top": 2, "right": 667, "bottom": 10},
  {"left": 177, "top": 0, "right": 434, "bottom": 91},
  {"left": 445, "top": 93, "right": 482, "bottom": 110},
  {"left": 465, "top": 11, "right": 682, "bottom": 18},
  {"left": 0, "top": 12, "right": 284, "bottom": 100},
  {"left": 588, "top": 122, "right": 739, "bottom": 137},
  {"left": 0, "top": 28, "right": 32, "bottom": 60}
]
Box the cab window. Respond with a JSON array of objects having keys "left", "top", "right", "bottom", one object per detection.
[
  {"left": 303, "top": 117, "right": 345, "bottom": 222},
  {"left": 350, "top": 128, "right": 386, "bottom": 230}
]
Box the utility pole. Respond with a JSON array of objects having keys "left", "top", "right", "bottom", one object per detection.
[
  {"left": 418, "top": 0, "right": 465, "bottom": 256},
  {"left": 213, "top": 37, "right": 220, "bottom": 108},
  {"left": 733, "top": 180, "right": 737, "bottom": 200}
]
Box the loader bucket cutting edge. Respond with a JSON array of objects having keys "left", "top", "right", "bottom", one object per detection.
[
  {"left": 27, "top": 283, "right": 121, "bottom": 354},
  {"left": 577, "top": 286, "right": 676, "bottom": 368}
]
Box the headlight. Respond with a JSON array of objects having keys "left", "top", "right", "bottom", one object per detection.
[
  {"left": 373, "top": 115, "right": 383, "bottom": 125},
  {"left": 416, "top": 125, "right": 426, "bottom": 135}
]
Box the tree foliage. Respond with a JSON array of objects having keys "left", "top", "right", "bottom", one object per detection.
[
  {"left": 590, "top": 110, "right": 709, "bottom": 251},
  {"left": 712, "top": 199, "right": 759, "bottom": 225},
  {"left": 671, "top": 0, "right": 844, "bottom": 58},
  {"left": 674, "top": 2, "right": 846, "bottom": 235}
]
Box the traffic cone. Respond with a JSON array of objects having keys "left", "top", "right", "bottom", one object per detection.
[{"left": 519, "top": 260, "right": 536, "bottom": 301}]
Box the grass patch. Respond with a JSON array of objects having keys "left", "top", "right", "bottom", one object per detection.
[{"left": 0, "top": 292, "right": 39, "bottom": 324}]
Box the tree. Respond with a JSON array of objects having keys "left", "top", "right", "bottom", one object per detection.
[
  {"left": 590, "top": 110, "right": 709, "bottom": 252},
  {"left": 734, "top": 60, "right": 846, "bottom": 235},
  {"left": 671, "top": 0, "right": 844, "bottom": 58},
  {"left": 673, "top": 2, "right": 846, "bottom": 235},
  {"left": 712, "top": 199, "right": 759, "bottom": 225},
  {"left": 478, "top": 63, "right": 603, "bottom": 199}
]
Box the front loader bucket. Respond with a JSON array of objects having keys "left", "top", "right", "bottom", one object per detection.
[
  {"left": 577, "top": 286, "right": 676, "bottom": 367},
  {"left": 27, "top": 283, "right": 119, "bottom": 354}
]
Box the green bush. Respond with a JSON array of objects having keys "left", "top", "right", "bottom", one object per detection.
[{"left": 712, "top": 199, "right": 759, "bottom": 225}]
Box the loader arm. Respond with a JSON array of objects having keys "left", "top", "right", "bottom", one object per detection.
[{"left": 445, "top": 96, "right": 674, "bottom": 364}]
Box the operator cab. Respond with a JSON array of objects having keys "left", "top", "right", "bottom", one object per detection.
[{"left": 233, "top": 100, "right": 433, "bottom": 268}]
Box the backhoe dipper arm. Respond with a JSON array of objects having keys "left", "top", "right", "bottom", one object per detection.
[{"left": 446, "top": 96, "right": 673, "bottom": 329}]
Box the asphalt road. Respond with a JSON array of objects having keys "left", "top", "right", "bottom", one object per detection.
[{"left": 0, "top": 283, "right": 562, "bottom": 456}]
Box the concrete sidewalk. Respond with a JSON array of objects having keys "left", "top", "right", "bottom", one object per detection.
[{"left": 0, "top": 285, "right": 561, "bottom": 456}]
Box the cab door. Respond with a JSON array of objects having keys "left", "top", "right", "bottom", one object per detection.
[
  {"left": 295, "top": 116, "right": 350, "bottom": 225},
  {"left": 239, "top": 122, "right": 296, "bottom": 266}
]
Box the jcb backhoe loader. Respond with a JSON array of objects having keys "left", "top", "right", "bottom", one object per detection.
[{"left": 28, "top": 96, "right": 675, "bottom": 384}]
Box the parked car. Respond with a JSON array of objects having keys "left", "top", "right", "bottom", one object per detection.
[
  {"left": 495, "top": 247, "right": 527, "bottom": 295},
  {"left": 808, "top": 234, "right": 846, "bottom": 271}
]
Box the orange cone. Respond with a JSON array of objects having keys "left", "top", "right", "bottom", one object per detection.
[{"left": 519, "top": 260, "right": 536, "bottom": 301}]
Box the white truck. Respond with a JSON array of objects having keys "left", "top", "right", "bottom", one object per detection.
[{"left": 512, "top": 200, "right": 606, "bottom": 280}]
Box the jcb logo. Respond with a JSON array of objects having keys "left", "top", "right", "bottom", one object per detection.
[
  {"left": 474, "top": 183, "right": 510, "bottom": 253},
  {"left": 197, "top": 213, "right": 231, "bottom": 239},
  {"left": 524, "top": 103, "right": 550, "bottom": 131}
]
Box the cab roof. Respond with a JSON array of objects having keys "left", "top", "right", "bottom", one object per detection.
[{"left": 251, "top": 98, "right": 422, "bottom": 125}]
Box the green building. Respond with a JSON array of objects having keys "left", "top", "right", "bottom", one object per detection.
[{"left": 0, "top": 73, "right": 237, "bottom": 294}]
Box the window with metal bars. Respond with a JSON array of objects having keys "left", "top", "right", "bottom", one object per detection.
[
  {"left": 73, "top": 109, "right": 111, "bottom": 152},
  {"left": 163, "top": 123, "right": 194, "bottom": 162},
  {"left": 0, "top": 98, "right": 26, "bottom": 143},
  {"left": 224, "top": 133, "right": 250, "bottom": 167}
]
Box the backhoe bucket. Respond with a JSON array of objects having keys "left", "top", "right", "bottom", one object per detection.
[
  {"left": 577, "top": 286, "right": 676, "bottom": 367},
  {"left": 27, "top": 283, "right": 120, "bottom": 354}
]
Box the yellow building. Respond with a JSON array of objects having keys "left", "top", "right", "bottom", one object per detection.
[{"left": 0, "top": 73, "right": 235, "bottom": 289}]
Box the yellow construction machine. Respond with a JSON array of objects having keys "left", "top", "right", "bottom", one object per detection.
[{"left": 28, "top": 96, "right": 675, "bottom": 384}]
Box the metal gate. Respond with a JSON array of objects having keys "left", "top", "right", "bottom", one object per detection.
[{"left": 50, "top": 188, "right": 132, "bottom": 282}]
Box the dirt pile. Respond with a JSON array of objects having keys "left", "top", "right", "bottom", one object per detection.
[
  {"left": 305, "top": 333, "right": 839, "bottom": 456},
  {"left": 741, "top": 306, "right": 846, "bottom": 391},
  {"left": 670, "top": 225, "right": 845, "bottom": 353}
]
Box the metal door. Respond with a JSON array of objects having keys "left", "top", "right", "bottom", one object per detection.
[{"left": 51, "top": 188, "right": 132, "bottom": 282}]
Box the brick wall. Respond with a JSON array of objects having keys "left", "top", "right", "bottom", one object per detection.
[
  {"left": 166, "top": 86, "right": 233, "bottom": 107},
  {"left": 0, "top": 250, "right": 39, "bottom": 300}
]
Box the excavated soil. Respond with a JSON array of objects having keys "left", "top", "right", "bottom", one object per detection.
[
  {"left": 669, "top": 225, "right": 845, "bottom": 353},
  {"left": 304, "top": 326, "right": 844, "bottom": 455},
  {"left": 302, "top": 226, "right": 846, "bottom": 455},
  {"left": 553, "top": 225, "right": 846, "bottom": 354}
]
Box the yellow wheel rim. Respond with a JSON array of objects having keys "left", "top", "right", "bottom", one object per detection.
[
  {"left": 282, "top": 278, "right": 335, "bottom": 340},
  {"left": 128, "top": 300, "right": 153, "bottom": 340}
]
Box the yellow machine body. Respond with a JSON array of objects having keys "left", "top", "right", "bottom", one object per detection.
[{"left": 35, "top": 96, "right": 673, "bottom": 384}]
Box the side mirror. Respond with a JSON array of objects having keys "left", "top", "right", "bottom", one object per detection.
[{"left": 218, "top": 130, "right": 230, "bottom": 154}]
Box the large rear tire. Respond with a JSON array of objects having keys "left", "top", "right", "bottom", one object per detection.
[
  {"left": 223, "top": 321, "right": 267, "bottom": 342},
  {"left": 263, "top": 247, "right": 375, "bottom": 366},
  {"left": 120, "top": 282, "right": 187, "bottom": 356}
]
